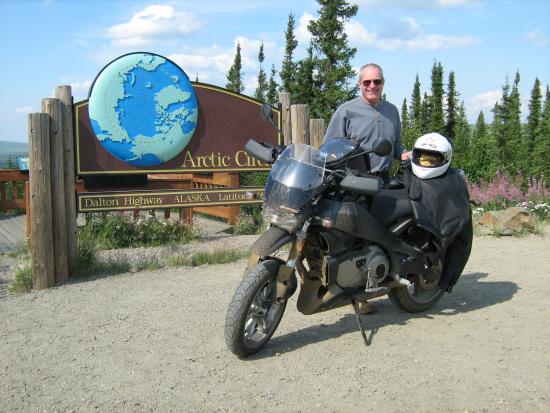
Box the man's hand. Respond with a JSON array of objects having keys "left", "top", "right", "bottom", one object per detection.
[{"left": 400, "top": 150, "right": 412, "bottom": 161}]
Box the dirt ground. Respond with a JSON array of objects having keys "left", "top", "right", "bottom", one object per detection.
[{"left": 1, "top": 230, "right": 549, "bottom": 413}]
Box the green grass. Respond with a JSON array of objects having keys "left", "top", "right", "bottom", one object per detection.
[
  {"left": 79, "top": 214, "right": 197, "bottom": 250},
  {"left": 8, "top": 239, "right": 30, "bottom": 259},
  {"left": 189, "top": 249, "right": 250, "bottom": 266},
  {"left": 92, "top": 258, "right": 131, "bottom": 276},
  {"left": 166, "top": 255, "right": 190, "bottom": 268},
  {"left": 532, "top": 219, "right": 547, "bottom": 236},
  {"left": 166, "top": 249, "right": 249, "bottom": 268},
  {"left": 8, "top": 263, "right": 33, "bottom": 293},
  {"left": 136, "top": 256, "right": 163, "bottom": 271}
]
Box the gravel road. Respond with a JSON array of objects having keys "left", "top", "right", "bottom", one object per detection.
[{"left": 1, "top": 231, "right": 549, "bottom": 412}]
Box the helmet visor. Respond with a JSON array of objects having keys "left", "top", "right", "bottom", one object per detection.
[{"left": 412, "top": 149, "right": 446, "bottom": 168}]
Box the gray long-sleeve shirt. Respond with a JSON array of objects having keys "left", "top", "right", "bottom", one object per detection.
[{"left": 323, "top": 97, "right": 403, "bottom": 173}]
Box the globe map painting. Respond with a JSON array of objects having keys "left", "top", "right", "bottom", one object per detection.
[{"left": 88, "top": 52, "right": 198, "bottom": 167}]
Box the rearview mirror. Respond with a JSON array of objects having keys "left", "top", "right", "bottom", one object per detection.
[
  {"left": 261, "top": 103, "right": 273, "bottom": 122},
  {"left": 244, "top": 139, "right": 276, "bottom": 164},
  {"left": 371, "top": 138, "right": 392, "bottom": 157}
]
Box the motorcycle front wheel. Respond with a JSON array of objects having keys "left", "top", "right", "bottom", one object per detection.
[{"left": 225, "top": 259, "right": 287, "bottom": 358}]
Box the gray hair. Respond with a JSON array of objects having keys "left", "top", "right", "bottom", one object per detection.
[{"left": 359, "top": 63, "right": 384, "bottom": 80}]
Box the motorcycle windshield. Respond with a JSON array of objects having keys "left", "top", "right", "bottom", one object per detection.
[
  {"left": 318, "top": 138, "right": 357, "bottom": 164},
  {"left": 265, "top": 144, "right": 326, "bottom": 209}
]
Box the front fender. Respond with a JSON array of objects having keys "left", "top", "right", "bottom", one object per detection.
[
  {"left": 250, "top": 225, "right": 296, "bottom": 257},
  {"left": 245, "top": 226, "right": 296, "bottom": 273}
]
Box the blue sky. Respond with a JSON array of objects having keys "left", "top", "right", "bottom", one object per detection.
[{"left": 1, "top": 0, "right": 549, "bottom": 142}]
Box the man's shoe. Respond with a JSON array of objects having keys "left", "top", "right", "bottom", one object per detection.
[{"left": 358, "top": 301, "right": 377, "bottom": 314}]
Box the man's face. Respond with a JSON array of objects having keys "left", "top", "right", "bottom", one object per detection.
[{"left": 359, "top": 66, "right": 384, "bottom": 106}]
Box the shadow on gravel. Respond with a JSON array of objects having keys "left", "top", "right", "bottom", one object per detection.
[{"left": 250, "top": 272, "right": 518, "bottom": 359}]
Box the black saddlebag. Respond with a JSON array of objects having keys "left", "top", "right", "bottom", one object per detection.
[{"left": 401, "top": 167, "right": 472, "bottom": 291}]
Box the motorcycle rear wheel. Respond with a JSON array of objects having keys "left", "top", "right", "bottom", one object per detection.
[
  {"left": 388, "top": 275, "right": 444, "bottom": 313},
  {"left": 225, "top": 259, "right": 287, "bottom": 358}
]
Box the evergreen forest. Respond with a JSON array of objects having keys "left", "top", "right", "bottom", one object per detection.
[{"left": 225, "top": 0, "right": 550, "bottom": 185}]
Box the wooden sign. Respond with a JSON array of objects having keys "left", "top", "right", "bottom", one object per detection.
[{"left": 75, "top": 82, "right": 281, "bottom": 175}]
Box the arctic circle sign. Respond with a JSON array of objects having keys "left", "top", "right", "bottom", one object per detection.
[{"left": 88, "top": 52, "right": 198, "bottom": 167}]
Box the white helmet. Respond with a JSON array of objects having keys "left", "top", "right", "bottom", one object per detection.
[{"left": 411, "top": 133, "right": 452, "bottom": 179}]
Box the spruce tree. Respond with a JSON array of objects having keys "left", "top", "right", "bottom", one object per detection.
[
  {"left": 469, "top": 111, "right": 496, "bottom": 182},
  {"left": 534, "top": 86, "right": 550, "bottom": 177},
  {"left": 409, "top": 74, "right": 423, "bottom": 141},
  {"left": 293, "top": 43, "right": 317, "bottom": 106},
  {"left": 421, "top": 92, "right": 431, "bottom": 134},
  {"left": 401, "top": 98, "right": 414, "bottom": 149},
  {"left": 506, "top": 71, "right": 523, "bottom": 175},
  {"left": 254, "top": 42, "right": 267, "bottom": 102},
  {"left": 308, "top": 0, "right": 358, "bottom": 121},
  {"left": 525, "top": 78, "right": 542, "bottom": 175},
  {"left": 226, "top": 41, "right": 244, "bottom": 93},
  {"left": 446, "top": 71, "right": 458, "bottom": 142},
  {"left": 428, "top": 61, "right": 446, "bottom": 135},
  {"left": 492, "top": 79, "right": 508, "bottom": 172},
  {"left": 280, "top": 13, "right": 298, "bottom": 96},
  {"left": 266, "top": 65, "right": 279, "bottom": 106},
  {"left": 452, "top": 102, "right": 471, "bottom": 172}
]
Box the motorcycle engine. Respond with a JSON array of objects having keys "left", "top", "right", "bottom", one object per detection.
[{"left": 329, "top": 246, "right": 389, "bottom": 289}]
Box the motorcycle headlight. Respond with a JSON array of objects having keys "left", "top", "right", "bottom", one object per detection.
[{"left": 262, "top": 205, "right": 303, "bottom": 232}]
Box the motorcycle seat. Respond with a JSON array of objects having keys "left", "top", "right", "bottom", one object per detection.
[{"left": 370, "top": 188, "right": 412, "bottom": 226}]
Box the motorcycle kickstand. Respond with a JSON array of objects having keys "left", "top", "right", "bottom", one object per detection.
[{"left": 351, "top": 298, "right": 370, "bottom": 347}]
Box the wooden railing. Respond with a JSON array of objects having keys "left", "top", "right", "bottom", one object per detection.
[
  {"left": 0, "top": 169, "right": 30, "bottom": 235},
  {"left": 148, "top": 172, "right": 240, "bottom": 224}
]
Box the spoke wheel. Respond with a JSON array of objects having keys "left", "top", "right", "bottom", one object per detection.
[{"left": 225, "top": 260, "right": 287, "bottom": 358}]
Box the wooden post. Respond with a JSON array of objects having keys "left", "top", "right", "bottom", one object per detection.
[
  {"left": 42, "top": 98, "right": 69, "bottom": 285},
  {"left": 28, "top": 113, "right": 55, "bottom": 290},
  {"left": 290, "top": 104, "right": 310, "bottom": 145},
  {"left": 25, "top": 181, "right": 30, "bottom": 238},
  {"left": 55, "top": 86, "right": 77, "bottom": 276},
  {"left": 309, "top": 118, "right": 325, "bottom": 149},
  {"left": 279, "top": 92, "right": 292, "bottom": 146}
]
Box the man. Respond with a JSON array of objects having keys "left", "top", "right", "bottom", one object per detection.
[
  {"left": 324, "top": 63, "right": 410, "bottom": 181},
  {"left": 324, "top": 64, "right": 409, "bottom": 314}
]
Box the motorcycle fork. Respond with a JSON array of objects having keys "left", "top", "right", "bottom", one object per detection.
[{"left": 274, "top": 238, "right": 305, "bottom": 303}]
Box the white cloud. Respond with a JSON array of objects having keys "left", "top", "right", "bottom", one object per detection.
[
  {"left": 168, "top": 37, "right": 277, "bottom": 94},
  {"left": 346, "top": 21, "right": 376, "bottom": 46},
  {"left": 234, "top": 36, "right": 277, "bottom": 70},
  {"left": 467, "top": 89, "right": 501, "bottom": 119},
  {"left": 469, "top": 90, "right": 501, "bottom": 108},
  {"left": 525, "top": 29, "right": 549, "bottom": 47},
  {"left": 104, "top": 5, "right": 200, "bottom": 48},
  {"left": 345, "top": 17, "right": 482, "bottom": 50},
  {"left": 405, "top": 33, "right": 482, "bottom": 50},
  {"left": 354, "top": 0, "right": 480, "bottom": 8},
  {"left": 296, "top": 13, "right": 314, "bottom": 45},
  {"left": 14, "top": 106, "right": 36, "bottom": 114},
  {"left": 69, "top": 80, "right": 93, "bottom": 100},
  {"left": 169, "top": 48, "right": 234, "bottom": 82}
]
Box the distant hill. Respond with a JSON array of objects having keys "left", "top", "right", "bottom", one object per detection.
[{"left": 0, "top": 140, "right": 28, "bottom": 169}]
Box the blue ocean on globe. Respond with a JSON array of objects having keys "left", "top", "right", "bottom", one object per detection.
[{"left": 88, "top": 52, "right": 198, "bottom": 167}]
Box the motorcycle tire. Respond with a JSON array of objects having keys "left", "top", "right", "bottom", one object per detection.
[
  {"left": 388, "top": 280, "right": 444, "bottom": 313},
  {"left": 225, "top": 259, "right": 287, "bottom": 358}
]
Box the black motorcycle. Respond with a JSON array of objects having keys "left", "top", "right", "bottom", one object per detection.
[{"left": 225, "top": 104, "right": 472, "bottom": 358}]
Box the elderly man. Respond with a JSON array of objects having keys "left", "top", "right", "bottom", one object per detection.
[
  {"left": 324, "top": 64, "right": 409, "bottom": 314},
  {"left": 323, "top": 63, "right": 409, "bottom": 181}
]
